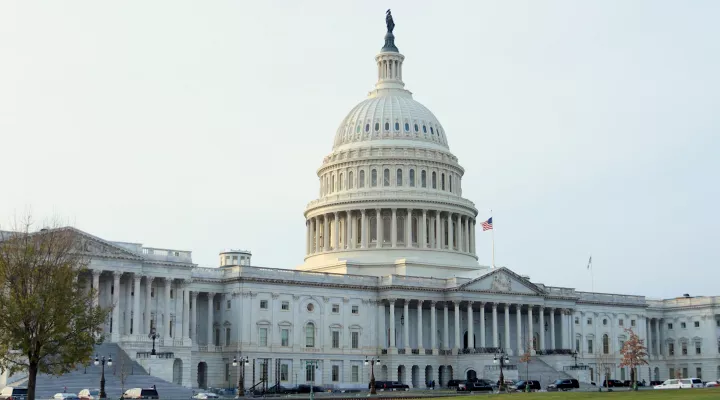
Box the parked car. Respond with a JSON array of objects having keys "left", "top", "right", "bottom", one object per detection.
[
  {"left": 53, "top": 394, "right": 80, "bottom": 400},
  {"left": 602, "top": 379, "right": 624, "bottom": 388},
  {"left": 654, "top": 378, "right": 703, "bottom": 389},
  {"left": 446, "top": 379, "right": 464, "bottom": 388},
  {"left": 252, "top": 385, "right": 298, "bottom": 395},
  {"left": 457, "top": 380, "right": 493, "bottom": 392},
  {"left": 191, "top": 393, "right": 219, "bottom": 399},
  {"left": 512, "top": 380, "right": 541, "bottom": 392},
  {"left": 78, "top": 389, "right": 100, "bottom": 400},
  {"left": 705, "top": 380, "right": 719, "bottom": 388},
  {"left": 120, "top": 388, "right": 160, "bottom": 399},
  {"left": 547, "top": 379, "right": 579, "bottom": 391},
  {"left": 296, "top": 385, "right": 325, "bottom": 393},
  {"left": 623, "top": 380, "right": 645, "bottom": 387},
  {"left": 0, "top": 387, "right": 28, "bottom": 400}
]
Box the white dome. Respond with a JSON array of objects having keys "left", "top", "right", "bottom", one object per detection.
[{"left": 332, "top": 92, "right": 449, "bottom": 150}]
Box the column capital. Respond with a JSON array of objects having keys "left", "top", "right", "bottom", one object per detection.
[
  {"left": 207, "top": 292, "right": 216, "bottom": 298},
  {"left": 361, "top": 209, "right": 366, "bottom": 215},
  {"left": 407, "top": 208, "right": 413, "bottom": 213},
  {"left": 415, "top": 299, "right": 424, "bottom": 306},
  {"left": 467, "top": 300, "right": 474, "bottom": 307},
  {"left": 546, "top": 306, "right": 554, "bottom": 312},
  {"left": 538, "top": 305, "right": 545, "bottom": 312},
  {"left": 476, "top": 301, "right": 484, "bottom": 307},
  {"left": 133, "top": 274, "right": 142, "bottom": 283},
  {"left": 491, "top": 302, "right": 498, "bottom": 309},
  {"left": 191, "top": 291, "right": 199, "bottom": 299},
  {"left": 453, "top": 302, "right": 460, "bottom": 309},
  {"left": 112, "top": 271, "right": 123, "bottom": 278},
  {"left": 429, "top": 300, "right": 438, "bottom": 306},
  {"left": 375, "top": 208, "right": 381, "bottom": 213},
  {"left": 333, "top": 211, "right": 339, "bottom": 217},
  {"left": 164, "top": 277, "right": 173, "bottom": 285},
  {"left": 91, "top": 269, "right": 102, "bottom": 278},
  {"left": 386, "top": 298, "right": 397, "bottom": 304}
]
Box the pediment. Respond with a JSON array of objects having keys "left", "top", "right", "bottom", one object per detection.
[
  {"left": 459, "top": 267, "right": 544, "bottom": 294},
  {"left": 66, "top": 227, "right": 143, "bottom": 260}
]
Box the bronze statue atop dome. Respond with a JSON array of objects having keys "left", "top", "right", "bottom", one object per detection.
[
  {"left": 386, "top": 9, "right": 395, "bottom": 33},
  {"left": 382, "top": 9, "right": 398, "bottom": 52}
]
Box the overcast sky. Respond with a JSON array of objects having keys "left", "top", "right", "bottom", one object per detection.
[{"left": 1, "top": 1, "right": 718, "bottom": 298}]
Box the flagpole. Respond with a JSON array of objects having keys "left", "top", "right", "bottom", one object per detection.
[
  {"left": 589, "top": 256, "right": 594, "bottom": 292},
  {"left": 491, "top": 210, "right": 495, "bottom": 268}
]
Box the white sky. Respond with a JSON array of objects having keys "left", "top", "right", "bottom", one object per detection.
[{"left": 1, "top": 1, "right": 718, "bottom": 298}]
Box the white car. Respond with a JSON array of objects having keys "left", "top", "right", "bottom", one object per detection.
[
  {"left": 654, "top": 378, "right": 703, "bottom": 389},
  {"left": 705, "top": 380, "right": 719, "bottom": 388},
  {"left": 191, "top": 393, "right": 219, "bottom": 400},
  {"left": 53, "top": 394, "right": 80, "bottom": 400}
]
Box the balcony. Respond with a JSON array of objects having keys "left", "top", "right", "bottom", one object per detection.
[
  {"left": 536, "top": 349, "right": 574, "bottom": 355},
  {"left": 411, "top": 349, "right": 420, "bottom": 355},
  {"left": 425, "top": 349, "right": 433, "bottom": 355}
]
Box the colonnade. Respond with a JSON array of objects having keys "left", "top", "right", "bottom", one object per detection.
[{"left": 306, "top": 209, "right": 476, "bottom": 256}]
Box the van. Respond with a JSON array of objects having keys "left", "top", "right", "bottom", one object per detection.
[
  {"left": 120, "top": 388, "right": 159, "bottom": 399},
  {"left": 0, "top": 387, "right": 28, "bottom": 400}
]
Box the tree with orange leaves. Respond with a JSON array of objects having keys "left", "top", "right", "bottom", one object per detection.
[{"left": 619, "top": 328, "right": 648, "bottom": 391}]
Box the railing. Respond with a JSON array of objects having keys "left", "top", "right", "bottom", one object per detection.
[
  {"left": 381, "top": 349, "right": 388, "bottom": 355},
  {"left": 536, "top": 349, "right": 573, "bottom": 355},
  {"left": 198, "top": 345, "right": 208, "bottom": 352},
  {"left": 461, "top": 347, "right": 500, "bottom": 354},
  {"left": 425, "top": 349, "right": 433, "bottom": 355},
  {"left": 136, "top": 351, "right": 174, "bottom": 359},
  {"left": 439, "top": 349, "right": 452, "bottom": 355},
  {"left": 485, "top": 364, "right": 518, "bottom": 371},
  {"left": 411, "top": 349, "right": 420, "bottom": 355},
  {"left": 563, "top": 365, "right": 589, "bottom": 370},
  {"left": 397, "top": 349, "right": 406, "bottom": 355}
]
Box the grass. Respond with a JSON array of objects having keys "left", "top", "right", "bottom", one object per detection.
[{"left": 454, "top": 388, "right": 720, "bottom": 400}]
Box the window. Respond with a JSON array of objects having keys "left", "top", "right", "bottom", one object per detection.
[
  {"left": 371, "top": 169, "right": 377, "bottom": 187},
  {"left": 422, "top": 125, "right": 427, "bottom": 133},
  {"left": 669, "top": 368, "right": 675, "bottom": 379},
  {"left": 352, "top": 331, "right": 359, "bottom": 348},
  {"left": 394, "top": 122, "right": 400, "bottom": 131},
  {"left": 383, "top": 169, "right": 390, "bottom": 186},
  {"left": 449, "top": 175, "right": 452, "bottom": 192},
  {"left": 305, "top": 323, "right": 315, "bottom": 347},
  {"left": 681, "top": 322, "right": 686, "bottom": 329},
  {"left": 332, "top": 304, "right": 340, "bottom": 313},
  {"left": 631, "top": 319, "right": 636, "bottom": 327},
  {"left": 352, "top": 305, "right": 359, "bottom": 314},
  {"left": 374, "top": 122, "right": 379, "bottom": 132},
  {"left": 587, "top": 318, "right": 593, "bottom": 325},
  {"left": 588, "top": 339, "right": 593, "bottom": 354},
  {"left": 603, "top": 319, "right": 607, "bottom": 326},
  {"left": 281, "top": 301, "right": 289, "bottom": 311},
  {"left": 332, "top": 331, "right": 340, "bottom": 348},
  {"left": 349, "top": 171, "right": 354, "bottom": 189},
  {"left": 280, "top": 364, "right": 289, "bottom": 381},
  {"left": 681, "top": 342, "right": 687, "bottom": 355},
  {"left": 384, "top": 122, "right": 389, "bottom": 131},
  {"left": 409, "top": 169, "right": 415, "bottom": 187},
  {"left": 668, "top": 323, "right": 673, "bottom": 330},
  {"left": 414, "top": 124, "right": 419, "bottom": 132},
  {"left": 682, "top": 368, "right": 688, "bottom": 378},
  {"left": 259, "top": 328, "right": 268, "bottom": 346},
  {"left": 170, "top": 289, "right": 173, "bottom": 299},
  {"left": 332, "top": 365, "right": 340, "bottom": 382},
  {"left": 226, "top": 363, "right": 230, "bottom": 381},
  {"left": 602, "top": 334, "right": 609, "bottom": 354},
  {"left": 307, "top": 303, "right": 314, "bottom": 312},
  {"left": 150, "top": 287, "right": 154, "bottom": 297},
  {"left": 396, "top": 169, "right": 402, "bottom": 186},
  {"left": 694, "top": 321, "right": 700, "bottom": 328},
  {"left": 226, "top": 327, "right": 231, "bottom": 345},
  {"left": 339, "top": 173, "right": 344, "bottom": 190},
  {"left": 696, "top": 342, "right": 701, "bottom": 355},
  {"left": 717, "top": 320, "right": 720, "bottom": 327},
  {"left": 669, "top": 342, "right": 674, "bottom": 355},
  {"left": 619, "top": 319, "right": 624, "bottom": 326},
  {"left": 696, "top": 367, "right": 702, "bottom": 380},
  {"left": 260, "top": 300, "right": 268, "bottom": 310},
  {"left": 359, "top": 170, "right": 365, "bottom": 188},
  {"left": 227, "top": 300, "right": 231, "bottom": 309},
  {"left": 441, "top": 173, "right": 445, "bottom": 190},
  {"left": 365, "top": 123, "right": 369, "bottom": 132},
  {"left": 431, "top": 171, "right": 437, "bottom": 189},
  {"left": 215, "top": 299, "right": 220, "bottom": 311},
  {"left": 351, "top": 365, "right": 359, "bottom": 382},
  {"left": 421, "top": 170, "right": 427, "bottom": 187},
  {"left": 575, "top": 338, "right": 580, "bottom": 352},
  {"left": 281, "top": 329, "right": 289, "bottom": 347},
  {"left": 404, "top": 122, "right": 409, "bottom": 132},
  {"left": 305, "top": 363, "right": 315, "bottom": 381},
  {"left": 574, "top": 317, "right": 579, "bottom": 324}
]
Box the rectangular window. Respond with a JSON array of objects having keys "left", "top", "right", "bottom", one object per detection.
[
  {"left": 669, "top": 343, "right": 674, "bottom": 355},
  {"left": 619, "top": 319, "right": 624, "bottom": 326},
  {"left": 226, "top": 327, "right": 231, "bottom": 345},
  {"left": 332, "top": 304, "right": 340, "bottom": 313},
  {"left": 352, "top": 305, "right": 359, "bottom": 314},
  {"left": 151, "top": 288, "right": 154, "bottom": 298},
  {"left": 280, "top": 364, "right": 289, "bottom": 381},
  {"left": 682, "top": 368, "right": 688, "bottom": 378},
  {"left": 696, "top": 342, "right": 701, "bottom": 355},
  {"left": 281, "top": 301, "right": 290, "bottom": 311},
  {"left": 694, "top": 321, "right": 700, "bottom": 328},
  {"left": 587, "top": 318, "right": 593, "bottom": 325},
  {"left": 587, "top": 339, "right": 593, "bottom": 354},
  {"left": 260, "top": 300, "right": 268, "bottom": 309},
  {"left": 332, "top": 365, "right": 340, "bottom": 382},
  {"left": 682, "top": 342, "right": 687, "bottom": 355},
  {"left": 351, "top": 332, "right": 359, "bottom": 349},
  {"left": 232, "top": 255, "right": 238, "bottom": 263},
  {"left": 281, "top": 329, "right": 289, "bottom": 347},
  {"left": 717, "top": 320, "right": 720, "bottom": 327},
  {"left": 332, "top": 331, "right": 340, "bottom": 348},
  {"left": 631, "top": 319, "right": 636, "bottom": 327},
  {"left": 681, "top": 322, "right": 686, "bottom": 329},
  {"left": 227, "top": 300, "right": 231, "bottom": 309},
  {"left": 215, "top": 300, "right": 220, "bottom": 311},
  {"left": 668, "top": 323, "right": 673, "bottom": 330},
  {"left": 351, "top": 365, "right": 359, "bottom": 382},
  {"left": 696, "top": 367, "right": 702, "bottom": 380},
  {"left": 259, "top": 328, "right": 268, "bottom": 346},
  {"left": 575, "top": 339, "right": 580, "bottom": 352},
  {"left": 669, "top": 368, "right": 675, "bottom": 379},
  {"left": 170, "top": 289, "right": 173, "bottom": 299},
  {"left": 306, "top": 364, "right": 315, "bottom": 382},
  {"left": 574, "top": 317, "right": 579, "bottom": 324}
]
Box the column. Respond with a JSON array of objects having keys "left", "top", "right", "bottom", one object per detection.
[
  {"left": 124, "top": 277, "right": 131, "bottom": 334},
  {"left": 375, "top": 209, "right": 382, "bottom": 248},
  {"left": 306, "top": 220, "right": 311, "bottom": 254},
  {"left": 421, "top": 210, "right": 428, "bottom": 248},
  {"left": 454, "top": 302, "right": 461, "bottom": 352},
  {"left": 182, "top": 282, "right": 190, "bottom": 339},
  {"left": 560, "top": 309, "right": 567, "bottom": 349},
  {"left": 361, "top": 210, "right": 367, "bottom": 248},
  {"left": 417, "top": 300, "right": 423, "bottom": 350},
  {"left": 164, "top": 278, "right": 172, "bottom": 338},
  {"left": 131, "top": 275, "right": 140, "bottom": 335},
  {"left": 467, "top": 302, "right": 474, "bottom": 349},
  {"left": 645, "top": 318, "right": 652, "bottom": 357},
  {"left": 527, "top": 306, "right": 533, "bottom": 352},
  {"left": 479, "top": 302, "right": 486, "bottom": 347},
  {"left": 346, "top": 211, "right": 353, "bottom": 249},
  {"left": 111, "top": 272, "right": 121, "bottom": 341},
  {"left": 464, "top": 216, "right": 470, "bottom": 252},
  {"left": 405, "top": 209, "right": 413, "bottom": 247},
  {"left": 549, "top": 308, "right": 556, "bottom": 350},
  {"left": 403, "top": 300, "right": 410, "bottom": 350},
  {"left": 458, "top": 216, "right": 464, "bottom": 252},
  {"left": 492, "top": 303, "right": 499, "bottom": 347},
  {"left": 448, "top": 214, "right": 454, "bottom": 250},
  {"left": 91, "top": 270, "right": 101, "bottom": 308},
  {"left": 323, "top": 215, "right": 330, "bottom": 251},
  {"left": 388, "top": 299, "right": 396, "bottom": 348},
  {"left": 470, "top": 219, "right": 475, "bottom": 254},
  {"left": 516, "top": 304, "right": 523, "bottom": 355},
  {"left": 442, "top": 302, "right": 449, "bottom": 350},
  {"left": 539, "top": 307, "right": 546, "bottom": 351},
  {"left": 653, "top": 318, "right": 660, "bottom": 356},
  {"left": 430, "top": 301, "right": 438, "bottom": 352},
  {"left": 191, "top": 291, "right": 199, "bottom": 342},
  {"left": 207, "top": 292, "right": 215, "bottom": 346},
  {"left": 333, "top": 212, "right": 339, "bottom": 250},
  {"left": 377, "top": 301, "right": 386, "bottom": 348},
  {"left": 504, "top": 304, "right": 511, "bottom": 352},
  {"left": 391, "top": 208, "right": 397, "bottom": 247},
  {"left": 435, "top": 212, "right": 441, "bottom": 249},
  {"left": 145, "top": 276, "right": 154, "bottom": 334}
]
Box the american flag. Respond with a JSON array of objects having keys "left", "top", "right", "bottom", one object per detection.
[{"left": 482, "top": 217, "right": 493, "bottom": 231}]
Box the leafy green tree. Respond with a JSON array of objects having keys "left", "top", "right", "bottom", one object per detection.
[{"left": 0, "top": 220, "right": 111, "bottom": 400}]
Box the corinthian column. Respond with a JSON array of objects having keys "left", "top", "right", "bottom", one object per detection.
[
  {"left": 406, "top": 209, "right": 413, "bottom": 247},
  {"left": 182, "top": 281, "right": 190, "bottom": 339},
  {"left": 516, "top": 304, "right": 523, "bottom": 355},
  {"left": 416, "top": 300, "right": 423, "bottom": 350},
  {"left": 91, "top": 270, "right": 101, "bottom": 308},
  {"left": 421, "top": 210, "right": 428, "bottom": 248},
  {"left": 467, "top": 302, "right": 474, "bottom": 349},
  {"left": 391, "top": 208, "right": 397, "bottom": 248},
  {"left": 454, "top": 302, "right": 461, "bottom": 353},
  {"left": 132, "top": 274, "right": 141, "bottom": 336},
  {"left": 539, "top": 307, "right": 546, "bottom": 351},
  {"left": 207, "top": 292, "right": 215, "bottom": 345},
  {"left": 191, "top": 291, "right": 199, "bottom": 342},
  {"left": 333, "top": 212, "right": 339, "bottom": 250},
  {"left": 164, "top": 278, "right": 172, "bottom": 338},
  {"left": 145, "top": 276, "right": 154, "bottom": 334},
  {"left": 111, "top": 272, "right": 121, "bottom": 342},
  {"left": 504, "top": 304, "right": 511, "bottom": 353},
  {"left": 376, "top": 209, "right": 382, "bottom": 248},
  {"left": 361, "top": 210, "right": 367, "bottom": 248}
]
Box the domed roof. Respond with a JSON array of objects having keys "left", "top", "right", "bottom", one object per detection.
[{"left": 332, "top": 92, "right": 449, "bottom": 150}]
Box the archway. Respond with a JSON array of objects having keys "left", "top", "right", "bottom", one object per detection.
[
  {"left": 411, "top": 365, "right": 419, "bottom": 388},
  {"left": 173, "top": 358, "right": 183, "bottom": 385},
  {"left": 197, "top": 362, "right": 208, "bottom": 389},
  {"left": 380, "top": 365, "right": 388, "bottom": 381},
  {"left": 397, "top": 365, "right": 406, "bottom": 384},
  {"left": 466, "top": 369, "right": 477, "bottom": 381},
  {"left": 424, "top": 365, "right": 432, "bottom": 388},
  {"left": 447, "top": 366, "right": 454, "bottom": 384},
  {"left": 438, "top": 366, "right": 445, "bottom": 387}
]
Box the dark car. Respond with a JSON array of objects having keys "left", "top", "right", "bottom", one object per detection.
[
  {"left": 447, "top": 379, "right": 464, "bottom": 388},
  {"left": 253, "top": 385, "right": 297, "bottom": 395},
  {"left": 622, "top": 380, "right": 645, "bottom": 387},
  {"left": 514, "top": 380, "right": 541, "bottom": 391},
  {"left": 296, "top": 385, "right": 324, "bottom": 394},
  {"left": 379, "top": 381, "right": 409, "bottom": 391},
  {"left": 458, "top": 380, "right": 493, "bottom": 392},
  {"left": 602, "top": 379, "right": 624, "bottom": 388},
  {"left": 547, "top": 379, "right": 579, "bottom": 391}
]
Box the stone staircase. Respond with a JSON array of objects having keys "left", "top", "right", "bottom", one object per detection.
[
  {"left": 511, "top": 356, "right": 573, "bottom": 388},
  {"left": 28, "top": 343, "right": 193, "bottom": 400}
]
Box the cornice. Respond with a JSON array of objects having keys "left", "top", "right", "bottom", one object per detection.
[
  {"left": 317, "top": 156, "right": 465, "bottom": 175},
  {"left": 304, "top": 196, "right": 477, "bottom": 218}
]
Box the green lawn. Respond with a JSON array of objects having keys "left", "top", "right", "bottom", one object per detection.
[{"left": 454, "top": 388, "right": 720, "bottom": 399}]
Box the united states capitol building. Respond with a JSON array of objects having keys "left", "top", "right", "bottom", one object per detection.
[{"left": 16, "top": 14, "right": 720, "bottom": 391}]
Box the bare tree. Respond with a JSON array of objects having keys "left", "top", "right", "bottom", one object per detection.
[
  {"left": 518, "top": 339, "right": 533, "bottom": 392},
  {"left": 115, "top": 354, "right": 131, "bottom": 394},
  {"left": 619, "top": 328, "right": 649, "bottom": 390},
  {"left": 594, "top": 351, "right": 615, "bottom": 391}
]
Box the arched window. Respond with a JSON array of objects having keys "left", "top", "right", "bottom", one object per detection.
[
  {"left": 423, "top": 125, "right": 427, "bottom": 133},
  {"left": 359, "top": 170, "right": 365, "bottom": 188},
  {"left": 371, "top": 169, "right": 378, "bottom": 187},
  {"left": 409, "top": 169, "right": 415, "bottom": 187},
  {"left": 421, "top": 170, "right": 427, "bottom": 188},
  {"left": 305, "top": 322, "right": 315, "bottom": 347},
  {"left": 404, "top": 122, "right": 410, "bottom": 132},
  {"left": 331, "top": 175, "right": 335, "bottom": 192},
  {"left": 365, "top": 123, "right": 370, "bottom": 133},
  {"left": 432, "top": 172, "right": 437, "bottom": 189},
  {"left": 369, "top": 216, "right": 378, "bottom": 243},
  {"left": 348, "top": 171, "right": 354, "bottom": 189},
  {"left": 449, "top": 174, "right": 453, "bottom": 192},
  {"left": 414, "top": 124, "right": 419, "bottom": 132},
  {"left": 384, "top": 122, "right": 390, "bottom": 131},
  {"left": 374, "top": 122, "right": 379, "bottom": 132},
  {"left": 383, "top": 169, "right": 390, "bottom": 186},
  {"left": 602, "top": 334, "right": 609, "bottom": 354},
  {"left": 441, "top": 173, "right": 445, "bottom": 190},
  {"left": 339, "top": 173, "right": 343, "bottom": 190},
  {"left": 396, "top": 169, "right": 403, "bottom": 186},
  {"left": 394, "top": 122, "right": 400, "bottom": 131}
]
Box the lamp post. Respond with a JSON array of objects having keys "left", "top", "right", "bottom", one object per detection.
[
  {"left": 148, "top": 328, "right": 160, "bottom": 355},
  {"left": 233, "top": 355, "right": 249, "bottom": 397},
  {"left": 493, "top": 347, "right": 510, "bottom": 392},
  {"left": 304, "top": 360, "right": 319, "bottom": 400},
  {"left": 94, "top": 354, "right": 112, "bottom": 399},
  {"left": 571, "top": 350, "right": 578, "bottom": 367},
  {"left": 364, "top": 357, "right": 381, "bottom": 395}
]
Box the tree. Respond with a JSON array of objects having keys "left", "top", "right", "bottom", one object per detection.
[
  {"left": 619, "top": 328, "right": 649, "bottom": 391},
  {"left": 594, "top": 350, "right": 614, "bottom": 391},
  {"left": 0, "top": 219, "right": 112, "bottom": 400},
  {"left": 518, "top": 339, "right": 533, "bottom": 392}
]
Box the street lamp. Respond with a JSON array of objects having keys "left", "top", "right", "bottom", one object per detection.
[
  {"left": 304, "top": 360, "right": 319, "bottom": 400},
  {"left": 233, "top": 355, "right": 249, "bottom": 397},
  {"left": 492, "top": 348, "right": 510, "bottom": 392},
  {"left": 94, "top": 354, "right": 112, "bottom": 399},
  {"left": 364, "top": 357, "right": 381, "bottom": 395},
  {"left": 148, "top": 328, "right": 160, "bottom": 355},
  {"left": 570, "top": 350, "right": 578, "bottom": 367}
]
